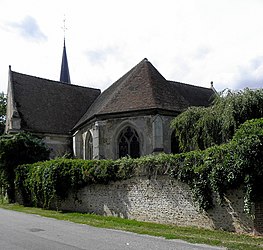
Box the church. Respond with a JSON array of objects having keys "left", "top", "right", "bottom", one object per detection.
[{"left": 5, "top": 40, "right": 215, "bottom": 159}]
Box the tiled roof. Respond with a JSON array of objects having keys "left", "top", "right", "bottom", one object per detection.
[
  {"left": 167, "top": 80, "right": 214, "bottom": 107},
  {"left": 74, "top": 59, "right": 215, "bottom": 129},
  {"left": 10, "top": 70, "right": 100, "bottom": 134}
]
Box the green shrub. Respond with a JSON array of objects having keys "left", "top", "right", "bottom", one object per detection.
[
  {"left": 0, "top": 92, "right": 7, "bottom": 135},
  {"left": 0, "top": 133, "right": 50, "bottom": 202}
]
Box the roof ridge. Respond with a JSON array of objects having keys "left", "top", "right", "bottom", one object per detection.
[
  {"left": 144, "top": 60, "right": 165, "bottom": 107},
  {"left": 11, "top": 70, "right": 100, "bottom": 91},
  {"left": 168, "top": 80, "right": 211, "bottom": 90}
]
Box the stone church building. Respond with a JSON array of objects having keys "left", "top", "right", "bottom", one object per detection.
[{"left": 5, "top": 41, "right": 215, "bottom": 159}]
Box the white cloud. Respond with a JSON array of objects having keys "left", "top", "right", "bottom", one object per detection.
[
  {"left": 86, "top": 46, "right": 121, "bottom": 65},
  {"left": 7, "top": 16, "right": 47, "bottom": 41},
  {"left": 232, "top": 57, "right": 263, "bottom": 90},
  {"left": 7, "top": 16, "right": 47, "bottom": 42},
  {"left": 0, "top": 0, "right": 263, "bottom": 93}
]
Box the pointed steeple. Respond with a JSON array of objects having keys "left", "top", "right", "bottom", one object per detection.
[{"left": 60, "top": 38, "right": 71, "bottom": 84}]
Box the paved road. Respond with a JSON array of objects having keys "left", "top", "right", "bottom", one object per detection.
[{"left": 0, "top": 208, "right": 225, "bottom": 250}]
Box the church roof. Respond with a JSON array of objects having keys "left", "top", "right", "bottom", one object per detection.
[
  {"left": 74, "top": 58, "right": 214, "bottom": 129},
  {"left": 9, "top": 70, "right": 100, "bottom": 134},
  {"left": 60, "top": 39, "right": 71, "bottom": 83}
]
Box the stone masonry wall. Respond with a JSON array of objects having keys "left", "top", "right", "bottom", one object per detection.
[
  {"left": 74, "top": 114, "right": 176, "bottom": 160},
  {"left": 255, "top": 201, "right": 263, "bottom": 234},
  {"left": 57, "top": 175, "right": 255, "bottom": 234}
]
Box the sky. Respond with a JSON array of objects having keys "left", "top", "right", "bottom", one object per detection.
[{"left": 1, "top": 0, "right": 263, "bottom": 94}]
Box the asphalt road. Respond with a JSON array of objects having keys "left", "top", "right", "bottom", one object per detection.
[{"left": 0, "top": 208, "right": 225, "bottom": 250}]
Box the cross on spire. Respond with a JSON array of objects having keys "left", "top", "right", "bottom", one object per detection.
[{"left": 62, "top": 15, "right": 67, "bottom": 40}]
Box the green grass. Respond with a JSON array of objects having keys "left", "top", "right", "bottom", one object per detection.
[{"left": 0, "top": 203, "right": 262, "bottom": 250}]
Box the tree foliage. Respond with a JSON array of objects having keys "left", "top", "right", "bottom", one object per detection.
[
  {"left": 0, "top": 133, "right": 50, "bottom": 202},
  {"left": 0, "top": 92, "right": 7, "bottom": 135},
  {"left": 171, "top": 88, "right": 263, "bottom": 152}
]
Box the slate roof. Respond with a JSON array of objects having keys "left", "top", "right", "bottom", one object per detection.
[
  {"left": 10, "top": 70, "right": 100, "bottom": 134},
  {"left": 60, "top": 39, "right": 71, "bottom": 84},
  {"left": 74, "top": 58, "right": 215, "bottom": 129}
]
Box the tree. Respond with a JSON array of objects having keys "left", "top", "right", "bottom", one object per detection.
[
  {"left": 0, "top": 92, "right": 7, "bottom": 135},
  {"left": 171, "top": 88, "right": 263, "bottom": 152},
  {"left": 0, "top": 133, "right": 50, "bottom": 202}
]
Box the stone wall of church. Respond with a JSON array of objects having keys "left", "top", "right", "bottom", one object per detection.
[
  {"left": 73, "top": 114, "right": 176, "bottom": 160},
  {"left": 99, "top": 116, "right": 153, "bottom": 159},
  {"left": 56, "top": 175, "right": 255, "bottom": 234},
  {"left": 43, "top": 135, "right": 72, "bottom": 158},
  {"left": 162, "top": 115, "right": 176, "bottom": 153}
]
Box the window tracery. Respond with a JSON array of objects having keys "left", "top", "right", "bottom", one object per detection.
[{"left": 118, "top": 126, "right": 140, "bottom": 158}]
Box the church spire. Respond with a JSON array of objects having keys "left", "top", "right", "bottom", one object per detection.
[
  {"left": 60, "top": 38, "right": 71, "bottom": 84},
  {"left": 60, "top": 17, "right": 71, "bottom": 84}
]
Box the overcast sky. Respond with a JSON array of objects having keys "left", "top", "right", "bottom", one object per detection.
[{"left": 1, "top": 0, "right": 263, "bottom": 94}]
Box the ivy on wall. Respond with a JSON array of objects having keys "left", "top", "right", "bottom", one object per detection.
[{"left": 15, "top": 118, "right": 263, "bottom": 212}]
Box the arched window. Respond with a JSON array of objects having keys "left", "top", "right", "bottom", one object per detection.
[
  {"left": 118, "top": 126, "right": 140, "bottom": 158},
  {"left": 171, "top": 130, "right": 180, "bottom": 154},
  {"left": 74, "top": 132, "right": 83, "bottom": 159},
  {"left": 85, "top": 132, "right": 93, "bottom": 160}
]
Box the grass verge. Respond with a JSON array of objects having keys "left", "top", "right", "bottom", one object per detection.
[{"left": 0, "top": 203, "right": 262, "bottom": 250}]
